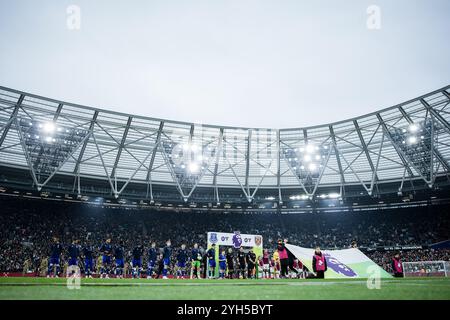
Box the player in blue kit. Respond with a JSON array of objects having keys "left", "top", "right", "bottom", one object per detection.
[
  {"left": 162, "top": 240, "right": 172, "bottom": 279},
  {"left": 176, "top": 244, "right": 188, "bottom": 279},
  {"left": 48, "top": 237, "right": 62, "bottom": 277},
  {"left": 218, "top": 249, "right": 227, "bottom": 279},
  {"left": 206, "top": 243, "right": 216, "bottom": 279},
  {"left": 82, "top": 244, "right": 94, "bottom": 278},
  {"left": 147, "top": 242, "right": 158, "bottom": 279},
  {"left": 67, "top": 240, "right": 80, "bottom": 274},
  {"left": 132, "top": 245, "right": 143, "bottom": 278},
  {"left": 114, "top": 242, "right": 125, "bottom": 278},
  {"left": 99, "top": 238, "right": 112, "bottom": 278}
]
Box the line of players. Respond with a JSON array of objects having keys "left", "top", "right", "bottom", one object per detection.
[{"left": 46, "top": 237, "right": 296, "bottom": 279}]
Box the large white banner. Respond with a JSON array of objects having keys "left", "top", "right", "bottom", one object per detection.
[
  {"left": 285, "top": 243, "right": 392, "bottom": 278},
  {"left": 207, "top": 231, "right": 263, "bottom": 249}
]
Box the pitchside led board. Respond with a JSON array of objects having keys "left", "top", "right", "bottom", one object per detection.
[{"left": 207, "top": 232, "right": 263, "bottom": 273}]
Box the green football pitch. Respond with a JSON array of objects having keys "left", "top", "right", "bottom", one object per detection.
[{"left": 0, "top": 277, "right": 449, "bottom": 300}]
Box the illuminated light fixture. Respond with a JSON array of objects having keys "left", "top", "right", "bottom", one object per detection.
[
  {"left": 45, "top": 136, "right": 52, "bottom": 143},
  {"left": 191, "top": 144, "right": 199, "bottom": 152},
  {"left": 408, "top": 136, "right": 418, "bottom": 145},
  {"left": 319, "top": 194, "right": 327, "bottom": 199},
  {"left": 265, "top": 196, "right": 275, "bottom": 201},
  {"left": 315, "top": 155, "right": 321, "bottom": 161},
  {"left": 305, "top": 144, "right": 315, "bottom": 154},
  {"left": 408, "top": 123, "right": 419, "bottom": 133},
  {"left": 188, "top": 162, "right": 199, "bottom": 173},
  {"left": 300, "top": 165, "right": 305, "bottom": 170},
  {"left": 328, "top": 193, "right": 340, "bottom": 199},
  {"left": 182, "top": 144, "right": 190, "bottom": 151},
  {"left": 303, "top": 155, "right": 311, "bottom": 162},
  {"left": 43, "top": 122, "right": 56, "bottom": 133},
  {"left": 308, "top": 163, "right": 317, "bottom": 171}
]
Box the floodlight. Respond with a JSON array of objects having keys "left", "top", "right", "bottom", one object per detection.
[
  {"left": 43, "top": 122, "right": 55, "bottom": 133},
  {"left": 408, "top": 136, "right": 418, "bottom": 144},
  {"left": 408, "top": 123, "right": 419, "bottom": 133},
  {"left": 188, "top": 162, "right": 199, "bottom": 173},
  {"left": 328, "top": 193, "right": 340, "bottom": 199},
  {"left": 305, "top": 144, "right": 315, "bottom": 154}
]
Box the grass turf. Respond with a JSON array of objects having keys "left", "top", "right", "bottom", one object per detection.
[{"left": 0, "top": 277, "right": 449, "bottom": 300}]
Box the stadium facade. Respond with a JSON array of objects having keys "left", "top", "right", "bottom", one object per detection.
[{"left": 0, "top": 85, "right": 449, "bottom": 212}]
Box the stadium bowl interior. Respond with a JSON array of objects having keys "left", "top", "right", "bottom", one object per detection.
[{"left": 0, "top": 85, "right": 449, "bottom": 212}]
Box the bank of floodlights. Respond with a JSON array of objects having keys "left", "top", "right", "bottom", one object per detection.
[
  {"left": 284, "top": 143, "right": 328, "bottom": 179},
  {"left": 17, "top": 119, "right": 89, "bottom": 188},
  {"left": 390, "top": 120, "right": 434, "bottom": 182}
]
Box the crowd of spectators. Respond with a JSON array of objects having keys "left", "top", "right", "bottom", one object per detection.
[
  {"left": 366, "top": 249, "right": 450, "bottom": 274},
  {"left": 0, "top": 196, "right": 449, "bottom": 273}
]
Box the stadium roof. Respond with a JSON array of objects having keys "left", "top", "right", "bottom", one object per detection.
[{"left": 0, "top": 85, "right": 449, "bottom": 204}]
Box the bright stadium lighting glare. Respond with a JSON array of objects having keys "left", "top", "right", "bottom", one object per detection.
[
  {"left": 265, "top": 196, "right": 275, "bottom": 201},
  {"left": 188, "top": 162, "right": 199, "bottom": 173},
  {"left": 408, "top": 123, "right": 419, "bottom": 133},
  {"left": 408, "top": 136, "right": 418, "bottom": 144},
  {"left": 315, "top": 155, "right": 321, "bottom": 161},
  {"left": 303, "top": 155, "right": 311, "bottom": 162},
  {"left": 305, "top": 144, "right": 315, "bottom": 154},
  {"left": 45, "top": 136, "right": 52, "bottom": 143},
  {"left": 191, "top": 144, "right": 199, "bottom": 152},
  {"left": 328, "top": 193, "right": 340, "bottom": 199},
  {"left": 319, "top": 194, "right": 327, "bottom": 199},
  {"left": 182, "top": 144, "right": 189, "bottom": 151},
  {"left": 43, "top": 122, "right": 55, "bottom": 133},
  {"left": 308, "top": 163, "right": 317, "bottom": 171}
]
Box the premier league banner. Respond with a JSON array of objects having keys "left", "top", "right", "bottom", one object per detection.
[
  {"left": 285, "top": 243, "right": 392, "bottom": 279},
  {"left": 207, "top": 232, "right": 263, "bottom": 249},
  {"left": 207, "top": 232, "right": 263, "bottom": 275}
]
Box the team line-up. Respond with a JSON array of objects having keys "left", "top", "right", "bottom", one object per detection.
[{"left": 43, "top": 238, "right": 329, "bottom": 279}]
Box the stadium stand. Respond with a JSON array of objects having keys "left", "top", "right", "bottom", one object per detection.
[{"left": 1, "top": 196, "right": 448, "bottom": 274}]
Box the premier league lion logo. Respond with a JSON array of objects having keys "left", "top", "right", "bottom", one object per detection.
[
  {"left": 232, "top": 232, "right": 242, "bottom": 248},
  {"left": 209, "top": 233, "right": 218, "bottom": 244},
  {"left": 324, "top": 253, "right": 358, "bottom": 277}
]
